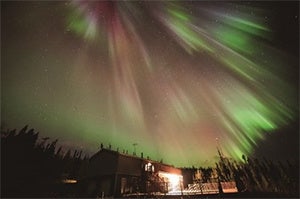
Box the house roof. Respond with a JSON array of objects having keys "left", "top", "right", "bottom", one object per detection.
[{"left": 90, "top": 148, "right": 180, "bottom": 170}]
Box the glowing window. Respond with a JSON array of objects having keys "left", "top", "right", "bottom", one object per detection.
[{"left": 145, "top": 162, "right": 154, "bottom": 172}]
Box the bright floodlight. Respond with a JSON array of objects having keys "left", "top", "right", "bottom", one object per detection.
[{"left": 158, "top": 171, "right": 183, "bottom": 194}]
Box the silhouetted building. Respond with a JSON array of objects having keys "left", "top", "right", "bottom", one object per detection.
[{"left": 85, "top": 148, "right": 183, "bottom": 197}]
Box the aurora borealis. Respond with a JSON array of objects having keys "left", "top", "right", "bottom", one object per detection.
[{"left": 1, "top": 1, "right": 299, "bottom": 167}]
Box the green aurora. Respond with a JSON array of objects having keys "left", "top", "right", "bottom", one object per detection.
[{"left": 1, "top": 1, "right": 298, "bottom": 167}]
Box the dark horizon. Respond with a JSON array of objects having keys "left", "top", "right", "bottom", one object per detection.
[{"left": 1, "top": 125, "right": 299, "bottom": 197}]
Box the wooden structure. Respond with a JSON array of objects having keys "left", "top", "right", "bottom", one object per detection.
[{"left": 85, "top": 148, "right": 182, "bottom": 197}]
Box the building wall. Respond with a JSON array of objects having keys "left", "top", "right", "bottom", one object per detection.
[
  {"left": 115, "top": 174, "right": 140, "bottom": 196},
  {"left": 86, "top": 149, "right": 183, "bottom": 196},
  {"left": 151, "top": 162, "right": 182, "bottom": 175},
  {"left": 87, "top": 150, "right": 118, "bottom": 177},
  {"left": 87, "top": 175, "right": 115, "bottom": 197},
  {"left": 181, "top": 168, "right": 196, "bottom": 188},
  {"left": 117, "top": 155, "right": 143, "bottom": 176}
]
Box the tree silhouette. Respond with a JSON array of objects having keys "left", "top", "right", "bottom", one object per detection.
[{"left": 1, "top": 126, "right": 88, "bottom": 197}]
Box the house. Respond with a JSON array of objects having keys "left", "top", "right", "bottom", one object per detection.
[{"left": 84, "top": 148, "right": 183, "bottom": 197}]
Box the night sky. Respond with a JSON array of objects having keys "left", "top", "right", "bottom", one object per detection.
[{"left": 1, "top": 1, "right": 299, "bottom": 167}]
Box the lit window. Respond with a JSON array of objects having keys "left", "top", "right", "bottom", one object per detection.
[{"left": 145, "top": 162, "right": 154, "bottom": 172}]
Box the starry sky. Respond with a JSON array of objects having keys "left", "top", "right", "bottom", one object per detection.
[{"left": 1, "top": 1, "right": 299, "bottom": 167}]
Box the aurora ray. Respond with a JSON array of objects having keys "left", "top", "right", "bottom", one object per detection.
[{"left": 2, "top": 1, "right": 298, "bottom": 167}]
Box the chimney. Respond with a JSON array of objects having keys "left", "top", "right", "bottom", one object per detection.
[{"left": 141, "top": 152, "right": 144, "bottom": 159}]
